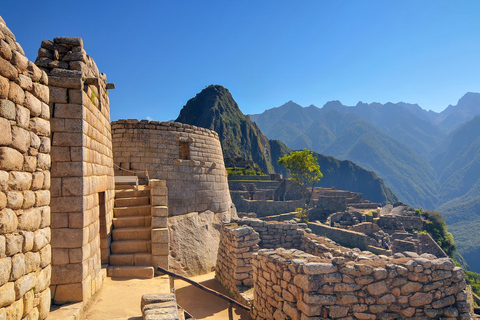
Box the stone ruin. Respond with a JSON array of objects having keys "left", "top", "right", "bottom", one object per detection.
[
  {"left": 0, "top": 14, "right": 476, "bottom": 320},
  {"left": 0, "top": 15, "right": 236, "bottom": 318},
  {"left": 215, "top": 218, "right": 472, "bottom": 319}
]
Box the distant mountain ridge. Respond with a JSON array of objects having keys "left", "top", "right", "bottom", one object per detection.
[
  {"left": 175, "top": 85, "right": 398, "bottom": 205},
  {"left": 250, "top": 92, "right": 480, "bottom": 272}
]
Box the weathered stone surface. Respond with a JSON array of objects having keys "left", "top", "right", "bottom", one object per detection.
[
  {"left": 0, "top": 208, "right": 17, "bottom": 234},
  {"left": 0, "top": 147, "right": 23, "bottom": 171},
  {"left": 0, "top": 257, "right": 11, "bottom": 285},
  {"left": 24, "top": 92, "right": 42, "bottom": 117},
  {"left": 0, "top": 57, "right": 18, "bottom": 80},
  {"left": 304, "top": 262, "right": 337, "bottom": 275},
  {"left": 409, "top": 292, "right": 432, "bottom": 306},
  {"left": 0, "top": 117, "right": 12, "bottom": 146},
  {"left": 0, "top": 99, "right": 15, "bottom": 120},
  {"left": 0, "top": 282, "right": 15, "bottom": 307}
]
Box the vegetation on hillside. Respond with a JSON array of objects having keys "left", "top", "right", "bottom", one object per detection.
[{"left": 418, "top": 210, "right": 456, "bottom": 257}]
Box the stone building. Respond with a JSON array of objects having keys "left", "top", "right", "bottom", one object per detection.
[
  {"left": 111, "top": 120, "right": 236, "bottom": 276},
  {"left": 0, "top": 16, "right": 52, "bottom": 319},
  {"left": 34, "top": 37, "right": 116, "bottom": 304}
]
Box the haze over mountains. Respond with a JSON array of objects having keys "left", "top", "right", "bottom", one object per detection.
[{"left": 250, "top": 92, "right": 480, "bottom": 271}]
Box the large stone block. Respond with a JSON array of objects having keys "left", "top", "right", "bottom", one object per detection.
[
  {"left": 0, "top": 99, "right": 15, "bottom": 120},
  {"left": 29, "top": 118, "right": 50, "bottom": 137},
  {"left": 11, "top": 126, "right": 30, "bottom": 154},
  {"left": 16, "top": 105, "right": 30, "bottom": 129},
  {"left": 17, "top": 208, "right": 41, "bottom": 231},
  {"left": 0, "top": 257, "right": 11, "bottom": 286},
  {"left": 53, "top": 282, "right": 83, "bottom": 304},
  {"left": 0, "top": 282, "right": 15, "bottom": 308},
  {"left": 24, "top": 251, "right": 40, "bottom": 274},
  {"left": 8, "top": 171, "right": 32, "bottom": 191},
  {"left": 0, "top": 57, "right": 18, "bottom": 80},
  {"left": 31, "top": 83, "right": 49, "bottom": 104},
  {"left": 14, "top": 272, "right": 36, "bottom": 299},
  {"left": 24, "top": 92, "right": 41, "bottom": 117},
  {"left": 0, "top": 118, "right": 12, "bottom": 146},
  {"left": 8, "top": 81, "right": 25, "bottom": 105},
  {"left": 37, "top": 287, "right": 51, "bottom": 319},
  {"left": 51, "top": 263, "right": 85, "bottom": 284},
  {"left": 0, "top": 147, "right": 23, "bottom": 171},
  {"left": 0, "top": 208, "right": 18, "bottom": 234},
  {"left": 49, "top": 86, "right": 67, "bottom": 103},
  {"left": 10, "top": 253, "right": 25, "bottom": 280},
  {"left": 151, "top": 228, "right": 169, "bottom": 243},
  {"left": 151, "top": 206, "right": 168, "bottom": 217},
  {"left": 0, "top": 75, "right": 9, "bottom": 99},
  {"left": 51, "top": 228, "right": 85, "bottom": 248}
]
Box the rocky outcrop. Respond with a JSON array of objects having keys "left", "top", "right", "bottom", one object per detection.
[{"left": 168, "top": 210, "right": 234, "bottom": 276}]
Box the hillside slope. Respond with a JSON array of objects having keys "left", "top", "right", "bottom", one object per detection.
[{"left": 252, "top": 105, "right": 439, "bottom": 208}]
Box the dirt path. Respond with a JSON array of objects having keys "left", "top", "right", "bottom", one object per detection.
[{"left": 82, "top": 272, "right": 250, "bottom": 320}]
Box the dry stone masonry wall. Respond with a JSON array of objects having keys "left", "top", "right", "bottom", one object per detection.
[
  {"left": 0, "top": 16, "right": 52, "bottom": 320},
  {"left": 112, "top": 120, "right": 235, "bottom": 276},
  {"left": 215, "top": 225, "right": 260, "bottom": 302},
  {"left": 252, "top": 248, "right": 470, "bottom": 320},
  {"left": 215, "top": 219, "right": 471, "bottom": 319},
  {"left": 35, "top": 36, "right": 115, "bottom": 303}
]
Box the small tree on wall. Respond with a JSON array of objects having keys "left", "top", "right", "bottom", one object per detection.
[{"left": 278, "top": 149, "right": 323, "bottom": 221}]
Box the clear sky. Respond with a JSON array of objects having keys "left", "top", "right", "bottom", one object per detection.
[{"left": 2, "top": 1, "right": 480, "bottom": 121}]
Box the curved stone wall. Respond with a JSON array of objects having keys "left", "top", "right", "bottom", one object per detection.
[{"left": 111, "top": 119, "right": 235, "bottom": 275}]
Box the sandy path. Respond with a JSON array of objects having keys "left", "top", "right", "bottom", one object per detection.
[{"left": 82, "top": 272, "right": 250, "bottom": 320}]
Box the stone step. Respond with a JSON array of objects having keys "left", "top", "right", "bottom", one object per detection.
[
  {"left": 111, "top": 240, "right": 150, "bottom": 254},
  {"left": 114, "top": 205, "right": 151, "bottom": 217},
  {"left": 113, "top": 216, "right": 151, "bottom": 228},
  {"left": 112, "top": 227, "right": 151, "bottom": 241},
  {"left": 107, "top": 266, "right": 154, "bottom": 279},
  {"left": 115, "top": 184, "right": 149, "bottom": 191},
  {"left": 115, "top": 188, "right": 150, "bottom": 199},
  {"left": 109, "top": 253, "right": 152, "bottom": 266},
  {"left": 115, "top": 196, "right": 150, "bottom": 207}
]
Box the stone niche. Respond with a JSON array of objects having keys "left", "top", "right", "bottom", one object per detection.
[
  {"left": 112, "top": 120, "right": 236, "bottom": 276},
  {"left": 35, "top": 36, "right": 115, "bottom": 304},
  {"left": 0, "top": 16, "right": 52, "bottom": 320}
]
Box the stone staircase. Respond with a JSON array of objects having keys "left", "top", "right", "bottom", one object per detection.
[{"left": 108, "top": 183, "right": 155, "bottom": 278}]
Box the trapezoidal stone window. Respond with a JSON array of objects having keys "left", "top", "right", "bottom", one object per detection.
[
  {"left": 180, "top": 141, "right": 190, "bottom": 160},
  {"left": 175, "top": 136, "right": 195, "bottom": 160}
]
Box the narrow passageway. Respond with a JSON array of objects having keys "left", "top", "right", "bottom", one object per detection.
[
  {"left": 80, "top": 272, "right": 250, "bottom": 320},
  {"left": 175, "top": 272, "right": 251, "bottom": 320}
]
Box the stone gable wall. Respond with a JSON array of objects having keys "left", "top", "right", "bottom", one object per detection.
[
  {"left": 35, "top": 36, "right": 114, "bottom": 304},
  {"left": 0, "top": 16, "right": 52, "bottom": 320}
]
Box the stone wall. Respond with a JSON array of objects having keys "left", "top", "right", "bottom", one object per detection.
[
  {"left": 0, "top": 16, "right": 52, "bottom": 319},
  {"left": 252, "top": 248, "right": 470, "bottom": 320},
  {"left": 111, "top": 120, "right": 235, "bottom": 276},
  {"left": 215, "top": 225, "right": 259, "bottom": 302},
  {"left": 231, "top": 192, "right": 304, "bottom": 217},
  {"left": 308, "top": 221, "right": 374, "bottom": 251},
  {"left": 36, "top": 37, "right": 115, "bottom": 303}
]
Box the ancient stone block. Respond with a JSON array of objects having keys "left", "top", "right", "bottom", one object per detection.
[
  {"left": 17, "top": 208, "right": 41, "bottom": 231},
  {"left": 8, "top": 81, "right": 25, "bottom": 105},
  {"left": 11, "top": 126, "right": 30, "bottom": 154},
  {"left": 31, "top": 83, "right": 49, "bottom": 104},
  {"left": 0, "top": 282, "right": 15, "bottom": 308},
  {"left": 24, "top": 92, "right": 41, "bottom": 117},
  {"left": 24, "top": 251, "right": 40, "bottom": 274},
  {"left": 0, "top": 208, "right": 18, "bottom": 234},
  {"left": 29, "top": 118, "right": 50, "bottom": 137},
  {"left": 0, "top": 75, "right": 9, "bottom": 99},
  {"left": 0, "top": 257, "right": 12, "bottom": 285},
  {"left": 10, "top": 253, "right": 25, "bottom": 280},
  {"left": 0, "top": 57, "right": 18, "bottom": 80},
  {"left": 0, "top": 118, "right": 12, "bottom": 146},
  {"left": 11, "top": 50, "right": 28, "bottom": 72},
  {"left": 151, "top": 206, "right": 168, "bottom": 217},
  {"left": 0, "top": 99, "right": 15, "bottom": 120},
  {"left": 8, "top": 171, "right": 32, "bottom": 191},
  {"left": 151, "top": 228, "right": 169, "bottom": 243},
  {"left": 16, "top": 107, "right": 30, "bottom": 132},
  {"left": 0, "top": 147, "right": 23, "bottom": 171},
  {"left": 14, "top": 272, "right": 36, "bottom": 299}
]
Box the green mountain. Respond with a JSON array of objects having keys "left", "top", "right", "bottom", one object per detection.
[
  {"left": 176, "top": 85, "right": 398, "bottom": 205},
  {"left": 176, "top": 85, "right": 274, "bottom": 173}
]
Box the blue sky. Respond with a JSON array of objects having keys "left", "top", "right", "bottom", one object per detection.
[{"left": 2, "top": 1, "right": 480, "bottom": 121}]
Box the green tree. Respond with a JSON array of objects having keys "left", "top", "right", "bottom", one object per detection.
[
  {"left": 278, "top": 149, "right": 323, "bottom": 211},
  {"left": 420, "top": 210, "right": 457, "bottom": 257}
]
